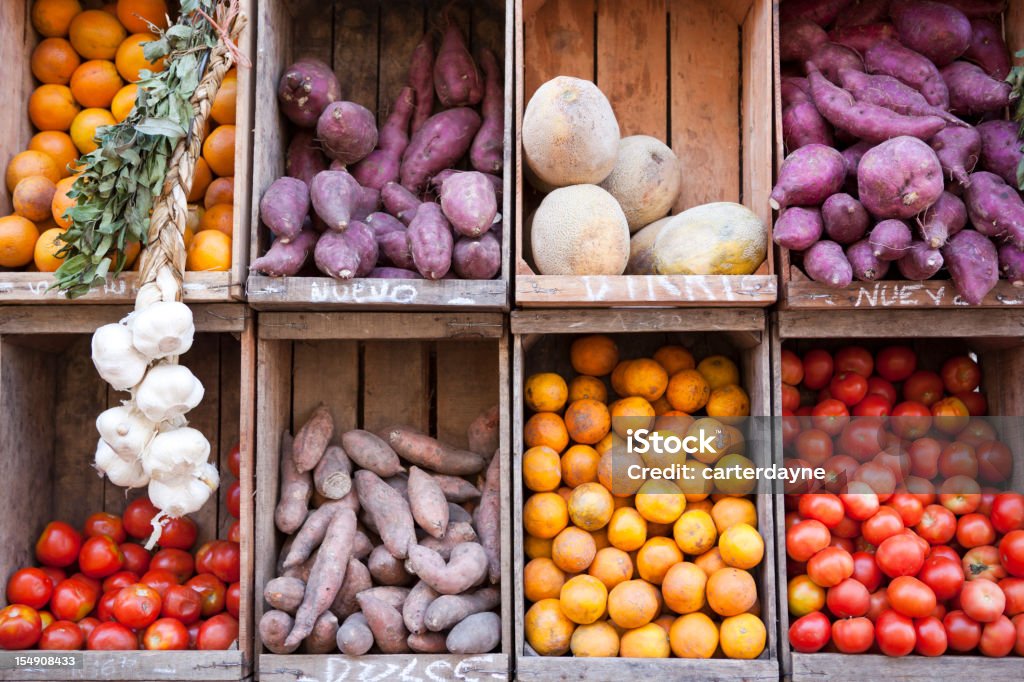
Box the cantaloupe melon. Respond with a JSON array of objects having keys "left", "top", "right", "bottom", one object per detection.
[
  {"left": 530, "top": 185, "right": 629, "bottom": 276},
  {"left": 626, "top": 216, "right": 673, "bottom": 274},
  {"left": 522, "top": 77, "right": 620, "bottom": 190},
  {"left": 600, "top": 136, "right": 681, "bottom": 232},
  {"left": 653, "top": 203, "right": 767, "bottom": 276}
]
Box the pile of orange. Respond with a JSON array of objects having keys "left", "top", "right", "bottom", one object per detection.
[
  {"left": 1, "top": 0, "right": 236, "bottom": 274},
  {"left": 521, "top": 334, "right": 767, "bottom": 660}
]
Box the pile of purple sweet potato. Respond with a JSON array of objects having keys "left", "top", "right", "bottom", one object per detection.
[
  {"left": 773, "top": 0, "right": 1023, "bottom": 303},
  {"left": 252, "top": 20, "right": 503, "bottom": 283}
]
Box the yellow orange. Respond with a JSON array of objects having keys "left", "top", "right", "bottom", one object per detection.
[
  {"left": 187, "top": 156, "right": 214, "bottom": 203},
  {"left": 672, "top": 509, "right": 717, "bottom": 555},
  {"left": 636, "top": 537, "right": 683, "bottom": 585},
  {"left": 31, "top": 38, "right": 81, "bottom": 84},
  {"left": 525, "top": 372, "right": 568, "bottom": 413},
  {"left": 551, "top": 526, "right": 596, "bottom": 574},
  {"left": 0, "top": 216, "right": 40, "bottom": 268},
  {"left": 110, "top": 83, "right": 138, "bottom": 122},
  {"left": 662, "top": 562, "right": 707, "bottom": 615},
  {"left": 634, "top": 479, "right": 685, "bottom": 525},
  {"left": 568, "top": 375, "right": 607, "bottom": 403},
  {"left": 707, "top": 384, "right": 751, "bottom": 420},
  {"left": 588, "top": 547, "right": 633, "bottom": 590},
  {"left": 607, "top": 507, "right": 647, "bottom": 552},
  {"left": 33, "top": 227, "right": 67, "bottom": 272},
  {"left": 198, "top": 202, "right": 232, "bottom": 237},
  {"left": 706, "top": 567, "right": 757, "bottom": 617},
  {"left": 13, "top": 176, "right": 58, "bottom": 223},
  {"left": 204, "top": 176, "right": 234, "bottom": 209},
  {"left": 70, "top": 108, "right": 116, "bottom": 154},
  {"left": 666, "top": 369, "right": 710, "bottom": 413},
  {"left": 523, "top": 445, "right": 561, "bottom": 493},
  {"left": 32, "top": 0, "right": 84, "bottom": 38},
  {"left": 559, "top": 575, "right": 607, "bottom": 625},
  {"left": 523, "top": 492, "right": 568, "bottom": 540},
  {"left": 115, "top": 32, "right": 165, "bottom": 82},
  {"left": 51, "top": 176, "right": 78, "bottom": 228},
  {"left": 29, "top": 84, "right": 81, "bottom": 131},
  {"left": 567, "top": 482, "right": 615, "bottom": 532},
  {"left": 185, "top": 229, "right": 231, "bottom": 271},
  {"left": 654, "top": 345, "right": 695, "bottom": 375},
  {"left": 210, "top": 69, "right": 237, "bottom": 125},
  {"left": 524, "top": 534, "right": 553, "bottom": 560},
  {"left": 570, "top": 621, "right": 619, "bottom": 657},
  {"left": 719, "top": 613, "right": 766, "bottom": 659},
  {"left": 669, "top": 612, "right": 718, "bottom": 658},
  {"left": 70, "top": 59, "right": 123, "bottom": 108},
  {"left": 28, "top": 131, "right": 78, "bottom": 178},
  {"left": 570, "top": 335, "right": 619, "bottom": 377},
  {"left": 697, "top": 355, "right": 740, "bottom": 390},
  {"left": 524, "top": 599, "right": 575, "bottom": 656},
  {"left": 620, "top": 358, "right": 669, "bottom": 402},
  {"left": 117, "top": 0, "right": 169, "bottom": 34},
  {"left": 609, "top": 396, "right": 655, "bottom": 438},
  {"left": 607, "top": 580, "right": 660, "bottom": 629},
  {"left": 619, "top": 622, "right": 670, "bottom": 658},
  {"left": 564, "top": 398, "right": 611, "bottom": 445},
  {"left": 7, "top": 151, "right": 60, "bottom": 192},
  {"left": 561, "top": 444, "right": 600, "bottom": 488},
  {"left": 202, "top": 124, "right": 235, "bottom": 176},
  {"left": 524, "top": 412, "right": 569, "bottom": 453},
  {"left": 69, "top": 9, "right": 127, "bottom": 60},
  {"left": 523, "top": 557, "right": 565, "bottom": 603},
  {"left": 710, "top": 497, "right": 757, "bottom": 533},
  {"left": 718, "top": 522, "right": 764, "bottom": 570}
]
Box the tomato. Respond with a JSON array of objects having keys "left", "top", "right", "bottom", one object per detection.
[
  {"left": 227, "top": 521, "right": 241, "bottom": 544},
  {"left": 938, "top": 441, "right": 978, "bottom": 479},
  {"left": 798, "top": 494, "right": 844, "bottom": 528},
  {"left": 119, "top": 543, "right": 151, "bottom": 575},
  {"left": 886, "top": 493, "right": 924, "bottom": 528},
  {"left": 157, "top": 517, "right": 198, "bottom": 551},
  {"left": 876, "top": 609, "right": 916, "bottom": 656},
  {"left": 979, "top": 615, "right": 1015, "bottom": 657},
  {"left": 853, "top": 395, "right": 891, "bottom": 417},
  {"left": 782, "top": 412, "right": 801, "bottom": 448},
  {"left": 96, "top": 590, "right": 118, "bottom": 622},
  {"left": 6, "top": 568, "right": 54, "bottom": 610},
  {"left": 840, "top": 484, "right": 880, "bottom": 521},
  {"left": 887, "top": 576, "right": 937, "bottom": 618},
  {"left": 822, "top": 456, "right": 859, "bottom": 494},
  {"left": 976, "top": 440, "right": 1013, "bottom": 484},
  {"left": 867, "top": 377, "right": 898, "bottom": 405},
  {"left": 194, "top": 541, "right": 241, "bottom": 584},
  {"left": 900, "top": 528, "right": 930, "bottom": 556},
  {"left": 913, "top": 615, "right": 947, "bottom": 657},
  {"left": 70, "top": 573, "right": 101, "bottom": 594},
  {"left": 102, "top": 571, "right": 138, "bottom": 595},
  {"left": 38, "top": 567, "right": 65, "bottom": 587},
  {"left": 35, "top": 521, "right": 82, "bottom": 568},
  {"left": 956, "top": 390, "right": 987, "bottom": 417},
  {"left": 78, "top": 535, "right": 124, "bottom": 579},
  {"left": 140, "top": 569, "right": 179, "bottom": 597},
  {"left": 959, "top": 418, "right": 998, "bottom": 446},
  {"left": 961, "top": 579, "right": 1006, "bottom": 623},
  {"left": 787, "top": 520, "right": 832, "bottom": 562},
  {"left": 916, "top": 504, "right": 957, "bottom": 545},
  {"left": 228, "top": 443, "right": 241, "bottom": 478},
  {"left": 788, "top": 611, "right": 831, "bottom": 653},
  {"left": 944, "top": 610, "right": 981, "bottom": 651},
  {"left": 112, "top": 583, "right": 162, "bottom": 630},
  {"left": 876, "top": 533, "right": 925, "bottom": 578},
  {"left": 227, "top": 485, "right": 240, "bottom": 521},
  {"left": 938, "top": 475, "right": 981, "bottom": 515},
  {"left": 852, "top": 462, "right": 896, "bottom": 502},
  {"left": 38, "top": 620, "right": 84, "bottom": 650},
  {"left": 83, "top": 512, "right": 126, "bottom": 544},
  {"left": 1014, "top": 614, "right": 1024, "bottom": 656},
  {"left": 196, "top": 613, "right": 239, "bottom": 650},
  {"left": 795, "top": 429, "right": 832, "bottom": 467},
  {"left": 931, "top": 397, "right": 970, "bottom": 435},
  {"left": 122, "top": 498, "right": 160, "bottom": 540},
  {"left": 802, "top": 350, "right": 834, "bottom": 390},
  {"left": 186, "top": 574, "right": 227, "bottom": 617},
  {"left": 162, "top": 584, "right": 202, "bottom": 625},
  {"left": 906, "top": 438, "right": 940, "bottom": 479},
  {"left": 876, "top": 346, "right": 916, "bottom": 382},
  {"left": 50, "top": 578, "right": 98, "bottom": 622},
  {"left": 833, "top": 346, "right": 872, "bottom": 377},
  {"left": 779, "top": 382, "right": 801, "bottom": 412},
  {"left": 838, "top": 419, "right": 885, "bottom": 462},
  {"left": 186, "top": 620, "right": 201, "bottom": 649},
  {"left": 811, "top": 399, "right": 849, "bottom": 437},
  {"left": 903, "top": 476, "right": 936, "bottom": 506},
  {"left": 87, "top": 621, "right": 136, "bottom": 650},
  {"left": 918, "top": 556, "right": 965, "bottom": 601},
  {"left": 0, "top": 604, "right": 42, "bottom": 650},
  {"left": 830, "top": 372, "right": 868, "bottom": 406},
  {"left": 903, "top": 371, "right": 944, "bottom": 406},
  {"left": 941, "top": 355, "right": 981, "bottom": 394},
  {"left": 832, "top": 616, "right": 873, "bottom": 654},
  {"left": 991, "top": 494, "right": 1024, "bottom": 534},
  {"left": 37, "top": 611, "right": 54, "bottom": 631},
  {"left": 963, "top": 545, "right": 1007, "bottom": 582},
  {"left": 862, "top": 507, "right": 905, "bottom": 547},
  {"left": 142, "top": 618, "right": 189, "bottom": 650},
  {"left": 847, "top": 551, "right": 880, "bottom": 592},
  {"left": 807, "top": 546, "right": 854, "bottom": 588},
  {"left": 226, "top": 582, "right": 241, "bottom": 619},
  {"left": 831, "top": 515, "right": 861, "bottom": 541},
  {"left": 150, "top": 548, "right": 194, "bottom": 584},
  {"left": 77, "top": 617, "right": 99, "bottom": 640},
  {"left": 826, "top": 577, "right": 870, "bottom": 618},
  {"left": 1000, "top": 578, "right": 1024, "bottom": 617},
  {"left": 784, "top": 459, "right": 817, "bottom": 495},
  {"left": 956, "top": 513, "right": 995, "bottom": 549},
  {"left": 1001, "top": 530, "right": 1024, "bottom": 578},
  {"left": 890, "top": 402, "right": 932, "bottom": 440}
]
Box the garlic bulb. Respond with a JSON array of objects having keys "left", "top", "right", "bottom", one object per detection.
[
  {"left": 96, "top": 406, "right": 156, "bottom": 460},
  {"left": 142, "top": 426, "right": 211, "bottom": 482},
  {"left": 131, "top": 301, "right": 195, "bottom": 360},
  {"left": 135, "top": 364, "right": 205, "bottom": 422},
  {"left": 91, "top": 323, "right": 149, "bottom": 391},
  {"left": 148, "top": 473, "right": 216, "bottom": 518},
  {"left": 94, "top": 439, "right": 149, "bottom": 488}
]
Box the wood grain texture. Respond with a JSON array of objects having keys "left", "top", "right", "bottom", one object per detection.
[
  {"left": 247, "top": 276, "right": 509, "bottom": 310},
  {"left": 523, "top": 0, "right": 595, "bottom": 102},
  {"left": 783, "top": 279, "right": 1024, "bottom": 309},
  {"left": 0, "top": 272, "right": 237, "bottom": 304},
  {"left": 259, "top": 653, "right": 509, "bottom": 681},
  {"left": 258, "top": 312, "right": 505, "bottom": 340},
  {"left": 363, "top": 340, "right": 430, "bottom": 434},
  {"left": 777, "top": 309, "right": 1024, "bottom": 339},
  {"left": 436, "top": 341, "right": 499, "bottom": 448},
  {"left": 517, "top": 657, "right": 778, "bottom": 681},
  {"left": 515, "top": 274, "right": 777, "bottom": 307},
  {"left": 0, "top": 651, "right": 243, "bottom": 681},
  {"left": 292, "top": 340, "right": 359, "bottom": 434},
  {"left": 0, "top": 303, "right": 247, "bottom": 334},
  {"left": 511, "top": 308, "right": 765, "bottom": 334},
  {"left": 0, "top": 0, "right": 34, "bottom": 216},
  {"left": 334, "top": 2, "right": 380, "bottom": 110},
  {"left": 790, "top": 653, "right": 1024, "bottom": 681},
  {"left": 378, "top": 0, "right": 426, "bottom": 127},
  {"left": 741, "top": 0, "right": 773, "bottom": 232}
]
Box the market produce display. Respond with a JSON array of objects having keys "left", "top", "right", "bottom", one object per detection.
[
  {"left": 259, "top": 403, "right": 502, "bottom": 656},
  {"left": 781, "top": 343, "right": 1024, "bottom": 657},
  {"left": 775, "top": 0, "right": 1024, "bottom": 303},
  {"left": 521, "top": 335, "right": 768, "bottom": 659},
  {"left": 0, "top": 448, "right": 241, "bottom": 651},
  {"left": 253, "top": 19, "right": 504, "bottom": 282},
  {"left": 522, "top": 77, "right": 768, "bottom": 278}
]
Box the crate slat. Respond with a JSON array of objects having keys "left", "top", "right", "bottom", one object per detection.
[{"left": 0, "top": 650, "right": 243, "bottom": 682}]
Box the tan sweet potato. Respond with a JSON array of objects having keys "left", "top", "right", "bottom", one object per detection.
[
  {"left": 303, "top": 611, "right": 339, "bottom": 654},
  {"left": 433, "top": 475, "right": 481, "bottom": 503},
  {"left": 341, "top": 430, "right": 404, "bottom": 477},
  {"left": 448, "top": 503, "right": 472, "bottom": 525},
  {"left": 264, "top": 577, "right": 305, "bottom": 614},
  {"left": 356, "top": 592, "right": 410, "bottom": 653},
  {"left": 260, "top": 609, "right": 299, "bottom": 654},
  {"left": 358, "top": 586, "right": 410, "bottom": 610},
  {"left": 446, "top": 612, "right": 501, "bottom": 654},
  {"left": 330, "top": 558, "right": 371, "bottom": 620},
  {"left": 424, "top": 587, "right": 500, "bottom": 633},
  {"left": 403, "top": 580, "right": 440, "bottom": 636},
  {"left": 352, "top": 530, "right": 374, "bottom": 560},
  {"left": 405, "top": 542, "right": 488, "bottom": 595},
  {"left": 337, "top": 612, "right": 373, "bottom": 656},
  {"left": 467, "top": 405, "right": 500, "bottom": 458},
  {"left": 419, "top": 521, "right": 478, "bottom": 560},
  {"left": 384, "top": 473, "right": 409, "bottom": 497},
  {"left": 407, "top": 631, "right": 448, "bottom": 653},
  {"left": 474, "top": 453, "right": 501, "bottom": 584},
  {"left": 408, "top": 467, "right": 449, "bottom": 540},
  {"left": 354, "top": 470, "right": 417, "bottom": 559},
  {"left": 293, "top": 404, "right": 334, "bottom": 473},
  {"left": 368, "top": 544, "right": 414, "bottom": 586},
  {"left": 282, "top": 498, "right": 355, "bottom": 570},
  {"left": 380, "top": 426, "right": 486, "bottom": 476},
  {"left": 275, "top": 432, "right": 312, "bottom": 534},
  {"left": 313, "top": 445, "right": 351, "bottom": 500}
]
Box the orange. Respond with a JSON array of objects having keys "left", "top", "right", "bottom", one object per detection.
[
  {"left": 199, "top": 202, "right": 233, "bottom": 237},
  {"left": 636, "top": 537, "right": 683, "bottom": 585},
  {"left": 523, "top": 445, "right": 561, "bottom": 493},
  {"left": 202, "top": 124, "right": 236, "bottom": 176},
  {"left": 595, "top": 431, "right": 617, "bottom": 455},
  {"left": 609, "top": 396, "right": 655, "bottom": 438},
  {"left": 655, "top": 411, "right": 695, "bottom": 433},
  {"left": 666, "top": 369, "right": 710, "bottom": 413},
  {"left": 694, "top": 546, "right": 727, "bottom": 576},
  {"left": 568, "top": 375, "right": 607, "bottom": 404},
  {"left": 523, "top": 412, "right": 568, "bottom": 453},
  {"left": 718, "top": 522, "right": 764, "bottom": 570},
  {"left": 591, "top": 527, "right": 610, "bottom": 551},
  {"left": 719, "top": 613, "right": 766, "bottom": 659},
  {"left": 13, "top": 176, "right": 58, "bottom": 223},
  {"left": 570, "top": 335, "right": 619, "bottom": 377},
  {"left": 6, "top": 151, "right": 60, "bottom": 192},
  {"left": 110, "top": 83, "right": 138, "bottom": 122},
  {"left": 677, "top": 461, "right": 713, "bottom": 502},
  {"left": 0, "top": 216, "right": 40, "bottom": 268},
  {"left": 597, "top": 445, "right": 644, "bottom": 498},
  {"left": 556, "top": 486, "right": 573, "bottom": 503},
  {"left": 697, "top": 355, "right": 740, "bottom": 390},
  {"left": 651, "top": 396, "right": 672, "bottom": 416},
  {"left": 204, "top": 176, "right": 234, "bottom": 209},
  {"left": 29, "top": 84, "right": 81, "bottom": 131},
  {"left": 69, "top": 9, "right": 127, "bottom": 60},
  {"left": 33, "top": 227, "right": 67, "bottom": 272},
  {"left": 524, "top": 599, "right": 575, "bottom": 656},
  {"left": 654, "top": 345, "right": 695, "bottom": 375},
  {"left": 551, "top": 526, "right": 596, "bottom": 574},
  {"left": 561, "top": 444, "right": 600, "bottom": 488},
  {"left": 567, "top": 482, "right": 614, "bottom": 531},
  {"left": 559, "top": 575, "right": 607, "bottom": 625},
  {"left": 570, "top": 621, "right": 619, "bottom": 657},
  {"left": 524, "top": 372, "right": 568, "bottom": 413},
  {"left": 634, "top": 479, "right": 685, "bottom": 524},
  {"left": 607, "top": 580, "right": 660, "bottom": 629},
  {"left": 669, "top": 613, "right": 718, "bottom": 658},
  {"left": 564, "top": 399, "right": 611, "bottom": 445},
  {"left": 186, "top": 229, "right": 231, "bottom": 271},
  {"left": 653, "top": 613, "right": 675, "bottom": 635},
  {"left": 613, "top": 494, "right": 635, "bottom": 509},
  {"left": 187, "top": 156, "right": 214, "bottom": 203},
  {"left": 710, "top": 496, "right": 756, "bottom": 534},
  {"left": 620, "top": 358, "right": 669, "bottom": 402},
  {"left": 607, "top": 507, "right": 647, "bottom": 552},
  {"left": 523, "top": 492, "right": 568, "bottom": 540},
  {"left": 70, "top": 108, "right": 116, "bottom": 154},
  {"left": 687, "top": 498, "right": 714, "bottom": 514},
  {"left": 31, "top": 38, "right": 81, "bottom": 85},
  {"left": 588, "top": 547, "right": 633, "bottom": 590},
  {"left": 686, "top": 417, "right": 727, "bottom": 465},
  {"left": 524, "top": 534, "right": 553, "bottom": 560},
  {"left": 32, "top": 0, "right": 84, "bottom": 37},
  {"left": 70, "top": 59, "right": 123, "bottom": 107},
  {"left": 115, "top": 32, "right": 165, "bottom": 82},
  {"left": 523, "top": 557, "right": 565, "bottom": 603},
  {"left": 706, "top": 567, "right": 757, "bottom": 617},
  {"left": 29, "top": 131, "right": 79, "bottom": 178},
  {"left": 662, "top": 562, "right": 707, "bottom": 614},
  {"left": 102, "top": 3, "right": 118, "bottom": 15},
  {"left": 610, "top": 360, "right": 632, "bottom": 396},
  {"left": 51, "top": 176, "right": 78, "bottom": 228},
  {"left": 672, "top": 509, "right": 717, "bottom": 555},
  {"left": 619, "top": 622, "right": 670, "bottom": 658},
  {"left": 713, "top": 454, "right": 756, "bottom": 496},
  {"left": 116, "top": 0, "right": 168, "bottom": 33},
  {"left": 707, "top": 384, "right": 751, "bottom": 420},
  {"left": 210, "top": 69, "right": 237, "bottom": 125}
]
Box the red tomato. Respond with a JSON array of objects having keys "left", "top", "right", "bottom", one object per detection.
[
  {"left": 38, "top": 567, "right": 65, "bottom": 587},
  {"left": 941, "top": 355, "right": 981, "bottom": 394},
  {"left": 832, "top": 616, "right": 873, "bottom": 654},
  {"left": 835, "top": 346, "right": 873, "bottom": 377},
  {"left": 78, "top": 536, "right": 124, "bottom": 579},
  {"left": 890, "top": 401, "right": 932, "bottom": 440},
  {"left": 938, "top": 475, "right": 982, "bottom": 515},
  {"left": 38, "top": 620, "right": 84, "bottom": 650},
  {"left": 50, "top": 578, "right": 98, "bottom": 622},
  {"left": 956, "top": 390, "right": 987, "bottom": 416},
  {"left": 862, "top": 507, "right": 905, "bottom": 547},
  {"left": 782, "top": 412, "right": 801, "bottom": 448},
  {"left": 826, "top": 577, "right": 870, "bottom": 618},
  {"left": 823, "top": 455, "right": 860, "bottom": 494},
  {"left": 1000, "top": 578, "right": 1024, "bottom": 617},
  {"left": 853, "top": 394, "right": 891, "bottom": 417},
  {"left": 918, "top": 556, "right": 965, "bottom": 601},
  {"left": 867, "top": 377, "right": 898, "bottom": 405},
  {"left": 196, "top": 613, "right": 239, "bottom": 650},
  {"left": 6, "top": 568, "right": 54, "bottom": 610},
  {"left": 87, "top": 621, "right": 136, "bottom": 650},
  {"left": 838, "top": 419, "right": 885, "bottom": 462},
  {"left": 959, "top": 418, "right": 998, "bottom": 446},
  {"left": 852, "top": 462, "right": 897, "bottom": 502},
  {"left": 122, "top": 498, "right": 160, "bottom": 540},
  {"left": 157, "top": 517, "right": 198, "bottom": 551},
  {"left": 784, "top": 459, "right": 817, "bottom": 495},
  {"left": 788, "top": 611, "right": 831, "bottom": 653},
  {"left": 70, "top": 573, "right": 101, "bottom": 594},
  {"left": 903, "top": 371, "right": 945, "bottom": 406},
  {"left": 227, "top": 521, "right": 241, "bottom": 544},
  {"left": 150, "top": 549, "right": 194, "bottom": 584},
  {"left": 782, "top": 349, "right": 804, "bottom": 385},
  {"left": 876, "top": 346, "right": 916, "bottom": 382},
  {"left": 0, "top": 604, "right": 42, "bottom": 650},
  {"left": 798, "top": 493, "right": 844, "bottom": 528},
  {"left": 83, "top": 512, "right": 126, "bottom": 544},
  {"left": 916, "top": 504, "right": 957, "bottom": 545},
  {"left": 782, "top": 384, "right": 801, "bottom": 414},
  {"left": 112, "top": 583, "right": 162, "bottom": 630},
  {"left": 96, "top": 590, "right": 118, "bottom": 622},
  {"left": 830, "top": 372, "right": 868, "bottom": 406},
  {"left": 963, "top": 545, "right": 1007, "bottom": 582},
  {"left": 788, "top": 575, "right": 825, "bottom": 618},
  {"left": 140, "top": 569, "right": 180, "bottom": 597},
  {"left": 938, "top": 441, "right": 978, "bottom": 479},
  {"left": 186, "top": 620, "right": 201, "bottom": 649},
  {"left": 886, "top": 493, "right": 924, "bottom": 527},
  {"left": 976, "top": 440, "right": 1013, "bottom": 484},
  {"left": 908, "top": 438, "right": 941, "bottom": 479},
  {"left": 903, "top": 476, "right": 936, "bottom": 506},
  {"left": 876, "top": 609, "right": 916, "bottom": 656},
  {"left": 795, "top": 429, "right": 832, "bottom": 467},
  {"left": 992, "top": 494, "right": 1024, "bottom": 534},
  {"left": 162, "top": 585, "right": 202, "bottom": 625},
  {"left": 228, "top": 443, "right": 241, "bottom": 478},
  {"left": 811, "top": 399, "right": 849, "bottom": 437},
  {"left": 979, "top": 615, "right": 1016, "bottom": 657},
  {"left": 831, "top": 515, "right": 861, "bottom": 541},
  {"left": 851, "top": 551, "right": 883, "bottom": 592},
  {"left": 931, "top": 397, "right": 970, "bottom": 435},
  {"left": 35, "top": 522, "right": 82, "bottom": 568},
  {"left": 807, "top": 546, "right": 854, "bottom": 588},
  {"left": 1014, "top": 614, "right": 1024, "bottom": 656},
  {"left": 194, "top": 541, "right": 241, "bottom": 584},
  {"left": 226, "top": 582, "right": 240, "bottom": 619},
  {"left": 186, "top": 574, "right": 227, "bottom": 617},
  {"left": 867, "top": 589, "right": 890, "bottom": 622},
  {"left": 119, "top": 543, "right": 151, "bottom": 575},
  {"left": 143, "top": 618, "right": 189, "bottom": 650},
  {"left": 802, "top": 350, "right": 834, "bottom": 390},
  {"left": 957, "top": 513, "right": 995, "bottom": 549},
  {"left": 913, "top": 615, "right": 947, "bottom": 657},
  {"left": 887, "top": 576, "right": 937, "bottom": 618},
  {"left": 77, "top": 617, "right": 99, "bottom": 640},
  {"left": 961, "top": 579, "right": 1006, "bottom": 623},
  {"left": 101, "top": 571, "right": 138, "bottom": 595},
  {"left": 944, "top": 610, "right": 982, "bottom": 652},
  {"left": 876, "top": 533, "right": 925, "bottom": 578},
  {"left": 1001, "top": 530, "right": 1024, "bottom": 578},
  {"left": 787, "top": 520, "right": 832, "bottom": 562}
]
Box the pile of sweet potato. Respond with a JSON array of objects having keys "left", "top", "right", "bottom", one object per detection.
[
  {"left": 252, "top": 19, "right": 504, "bottom": 283},
  {"left": 259, "top": 404, "right": 503, "bottom": 656},
  {"left": 774, "top": 0, "right": 1024, "bottom": 304}
]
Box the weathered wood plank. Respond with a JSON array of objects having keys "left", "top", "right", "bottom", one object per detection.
[
  {"left": 363, "top": 340, "right": 430, "bottom": 434},
  {"left": 777, "top": 309, "right": 1024, "bottom": 339},
  {"left": 436, "top": 341, "right": 499, "bottom": 449},
  {"left": 0, "top": 272, "right": 236, "bottom": 304},
  {"left": 515, "top": 275, "right": 776, "bottom": 307},
  {"left": 247, "top": 276, "right": 509, "bottom": 310},
  {"left": 791, "top": 653, "right": 1024, "bottom": 681},
  {"left": 511, "top": 308, "right": 765, "bottom": 334},
  {"left": 784, "top": 279, "right": 1024, "bottom": 309},
  {"left": 741, "top": 0, "right": 774, "bottom": 232},
  {"left": 258, "top": 312, "right": 505, "bottom": 340},
  {"left": 259, "top": 653, "right": 509, "bottom": 681},
  {"left": 523, "top": 0, "right": 595, "bottom": 102},
  {"left": 378, "top": 0, "right": 426, "bottom": 128},
  {"left": 0, "top": 304, "right": 247, "bottom": 334},
  {"left": 291, "top": 340, "right": 358, "bottom": 434},
  {"left": 0, "top": 651, "right": 244, "bottom": 681},
  {"left": 516, "top": 657, "right": 779, "bottom": 681},
  {"left": 218, "top": 335, "right": 242, "bottom": 539},
  {"left": 334, "top": 2, "right": 379, "bottom": 110}
]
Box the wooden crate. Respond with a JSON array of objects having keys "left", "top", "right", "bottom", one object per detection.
[
  {"left": 774, "top": 1, "right": 1024, "bottom": 309},
  {"left": 772, "top": 309, "right": 1024, "bottom": 681},
  {"left": 510, "top": 309, "right": 779, "bottom": 680},
  {"left": 0, "top": 304, "right": 255, "bottom": 681},
  {"left": 513, "top": 0, "right": 776, "bottom": 308},
  {"left": 247, "top": 0, "right": 512, "bottom": 311},
  {"left": 0, "top": 1, "right": 254, "bottom": 304},
  {"left": 254, "top": 312, "right": 512, "bottom": 681}
]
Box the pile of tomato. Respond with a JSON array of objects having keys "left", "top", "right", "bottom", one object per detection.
[
  {"left": 0, "top": 446, "right": 242, "bottom": 652},
  {"left": 781, "top": 345, "right": 1024, "bottom": 657}
]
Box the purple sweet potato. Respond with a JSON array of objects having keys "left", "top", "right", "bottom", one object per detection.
[
  {"left": 929, "top": 125, "right": 982, "bottom": 187},
  {"left": 376, "top": 228, "right": 415, "bottom": 270},
  {"left": 366, "top": 211, "right": 405, "bottom": 235},
  {"left": 858, "top": 136, "right": 944, "bottom": 218},
  {"left": 260, "top": 177, "right": 310, "bottom": 243},
  {"left": 838, "top": 69, "right": 965, "bottom": 126},
  {"left": 897, "top": 240, "right": 944, "bottom": 279},
  {"left": 433, "top": 169, "right": 504, "bottom": 204},
  {"left": 317, "top": 101, "right": 378, "bottom": 166},
  {"left": 407, "top": 203, "right": 454, "bottom": 280},
  {"left": 941, "top": 61, "right": 1012, "bottom": 116},
  {"left": 942, "top": 229, "right": 1000, "bottom": 304},
  {"left": 977, "top": 120, "right": 1023, "bottom": 187},
  {"left": 286, "top": 131, "right": 328, "bottom": 187},
  {"left": 470, "top": 48, "right": 504, "bottom": 174},
  {"left": 804, "top": 240, "right": 854, "bottom": 287},
  {"left": 352, "top": 88, "right": 415, "bottom": 191},
  {"left": 829, "top": 23, "right": 897, "bottom": 53},
  {"left": 353, "top": 186, "right": 381, "bottom": 223},
  {"left": 963, "top": 171, "right": 1024, "bottom": 247},
  {"left": 343, "top": 221, "right": 378, "bottom": 277},
  {"left": 781, "top": 20, "right": 829, "bottom": 62},
  {"left": 998, "top": 243, "right": 1024, "bottom": 284},
  {"left": 774, "top": 207, "right": 824, "bottom": 251},
  {"left": 919, "top": 191, "right": 968, "bottom": 247},
  {"left": 783, "top": 101, "right": 834, "bottom": 151},
  {"left": 370, "top": 267, "right": 420, "bottom": 279},
  {"left": 400, "top": 108, "right": 482, "bottom": 193},
  {"left": 314, "top": 231, "right": 360, "bottom": 280},
  {"left": 781, "top": 0, "right": 856, "bottom": 26},
  {"left": 770, "top": 144, "right": 847, "bottom": 210},
  {"left": 963, "top": 18, "right": 1011, "bottom": 79},
  {"left": 277, "top": 59, "right": 340, "bottom": 128},
  {"left": 409, "top": 35, "right": 434, "bottom": 134},
  {"left": 311, "top": 170, "right": 361, "bottom": 231},
  {"left": 781, "top": 77, "right": 812, "bottom": 108},
  {"left": 835, "top": 0, "right": 891, "bottom": 27},
  {"left": 806, "top": 43, "right": 864, "bottom": 84},
  {"left": 434, "top": 21, "right": 482, "bottom": 107},
  {"left": 939, "top": 0, "right": 1007, "bottom": 18},
  {"left": 382, "top": 182, "right": 424, "bottom": 225},
  {"left": 251, "top": 228, "right": 318, "bottom": 277},
  {"left": 452, "top": 232, "right": 501, "bottom": 280},
  {"left": 864, "top": 40, "right": 949, "bottom": 108},
  {"left": 439, "top": 171, "right": 498, "bottom": 238},
  {"left": 890, "top": 0, "right": 972, "bottom": 66},
  {"left": 841, "top": 140, "right": 875, "bottom": 184},
  {"left": 869, "top": 219, "right": 913, "bottom": 260},
  {"left": 808, "top": 70, "right": 946, "bottom": 143},
  {"left": 823, "top": 193, "right": 870, "bottom": 244},
  {"left": 847, "top": 238, "right": 891, "bottom": 280}
]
